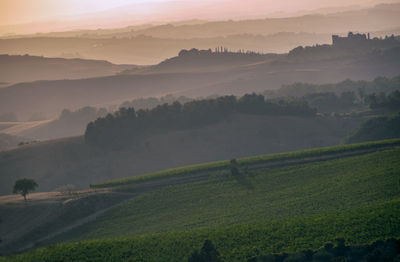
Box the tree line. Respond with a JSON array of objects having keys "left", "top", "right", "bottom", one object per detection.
[
  {"left": 262, "top": 76, "right": 400, "bottom": 113},
  {"left": 119, "top": 94, "right": 192, "bottom": 111},
  {"left": 85, "top": 94, "right": 316, "bottom": 147},
  {"left": 266, "top": 76, "right": 400, "bottom": 100}
]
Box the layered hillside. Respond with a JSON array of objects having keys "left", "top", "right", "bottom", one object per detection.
[
  {"left": 0, "top": 113, "right": 364, "bottom": 196},
  {"left": 1, "top": 37, "right": 399, "bottom": 119}
]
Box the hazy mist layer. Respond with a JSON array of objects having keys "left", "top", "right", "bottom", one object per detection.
[{"left": 1, "top": 0, "right": 399, "bottom": 35}]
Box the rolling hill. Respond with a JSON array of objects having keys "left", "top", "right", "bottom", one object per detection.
[
  {"left": 0, "top": 33, "right": 332, "bottom": 65},
  {"left": 1, "top": 139, "right": 399, "bottom": 260},
  {"left": 0, "top": 55, "right": 138, "bottom": 84},
  {"left": 0, "top": 113, "right": 366, "bottom": 196}
]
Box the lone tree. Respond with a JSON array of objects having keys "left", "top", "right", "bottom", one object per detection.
[{"left": 13, "top": 178, "right": 38, "bottom": 201}]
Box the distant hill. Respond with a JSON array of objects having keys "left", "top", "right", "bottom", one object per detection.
[
  {"left": 1, "top": 4, "right": 399, "bottom": 64},
  {"left": 15, "top": 107, "right": 109, "bottom": 140},
  {"left": 0, "top": 96, "right": 194, "bottom": 141},
  {"left": 5, "top": 3, "right": 400, "bottom": 39},
  {"left": 0, "top": 55, "right": 138, "bottom": 84},
  {"left": 143, "top": 48, "right": 279, "bottom": 73},
  {"left": 120, "top": 3, "right": 400, "bottom": 39},
  {"left": 0, "top": 33, "right": 333, "bottom": 65},
  {"left": 0, "top": 37, "right": 399, "bottom": 119}
]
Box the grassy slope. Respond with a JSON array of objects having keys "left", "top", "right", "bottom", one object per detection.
[
  {"left": 2, "top": 141, "right": 400, "bottom": 261},
  {"left": 93, "top": 139, "right": 400, "bottom": 187},
  {"left": 54, "top": 148, "right": 400, "bottom": 241}
]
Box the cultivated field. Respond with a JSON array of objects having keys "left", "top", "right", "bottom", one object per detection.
[{"left": 2, "top": 139, "right": 398, "bottom": 261}]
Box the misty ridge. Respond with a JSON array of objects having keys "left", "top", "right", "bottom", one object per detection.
[
  {"left": 2, "top": 75, "right": 399, "bottom": 143},
  {"left": 0, "top": 28, "right": 399, "bottom": 146},
  {"left": 1, "top": 3, "right": 400, "bottom": 64},
  {"left": 0, "top": 34, "right": 398, "bottom": 121},
  {"left": 0, "top": 55, "right": 138, "bottom": 84}
]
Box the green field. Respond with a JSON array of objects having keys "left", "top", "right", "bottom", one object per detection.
[
  {"left": 3, "top": 199, "right": 400, "bottom": 262},
  {"left": 50, "top": 147, "right": 400, "bottom": 240},
  {"left": 2, "top": 140, "right": 400, "bottom": 261}
]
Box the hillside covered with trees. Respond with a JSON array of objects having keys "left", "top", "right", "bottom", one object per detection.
[
  {"left": 265, "top": 76, "right": 400, "bottom": 100},
  {"left": 264, "top": 75, "right": 400, "bottom": 113},
  {"left": 85, "top": 94, "right": 316, "bottom": 147}
]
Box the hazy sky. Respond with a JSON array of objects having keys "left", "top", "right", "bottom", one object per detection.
[
  {"left": 0, "top": 0, "right": 398, "bottom": 28},
  {"left": 0, "top": 0, "right": 165, "bottom": 25}
]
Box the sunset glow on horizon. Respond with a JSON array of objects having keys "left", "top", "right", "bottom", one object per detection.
[{"left": 0, "top": 0, "right": 398, "bottom": 35}]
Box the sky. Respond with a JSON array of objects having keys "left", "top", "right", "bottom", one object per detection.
[
  {"left": 0, "top": 0, "right": 171, "bottom": 25},
  {"left": 0, "top": 0, "right": 398, "bottom": 33}
]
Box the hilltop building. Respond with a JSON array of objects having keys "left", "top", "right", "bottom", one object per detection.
[
  {"left": 332, "top": 32, "right": 398, "bottom": 47},
  {"left": 332, "top": 32, "right": 370, "bottom": 46}
]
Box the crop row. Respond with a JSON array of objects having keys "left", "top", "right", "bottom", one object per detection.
[{"left": 3, "top": 199, "right": 399, "bottom": 262}]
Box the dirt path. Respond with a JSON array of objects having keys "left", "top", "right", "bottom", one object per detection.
[
  {"left": 0, "top": 192, "right": 60, "bottom": 204},
  {"left": 0, "top": 189, "right": 109, "bottom": 205}
]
